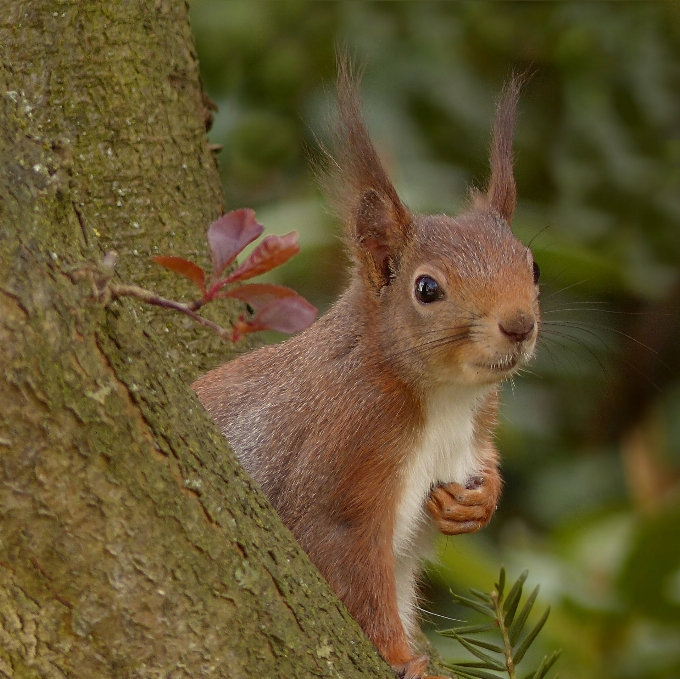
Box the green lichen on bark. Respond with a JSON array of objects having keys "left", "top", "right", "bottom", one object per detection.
[{"left": 0, "top": 1, "right": 393, "bottom": 677}]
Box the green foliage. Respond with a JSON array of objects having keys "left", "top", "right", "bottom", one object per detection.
[{"left": 440, "top": 568, "right": 559, "bottom": 679}]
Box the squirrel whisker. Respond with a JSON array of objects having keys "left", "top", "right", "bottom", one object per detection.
[{"left": 539, "top": 328, "right": 611, "bottom": 380}]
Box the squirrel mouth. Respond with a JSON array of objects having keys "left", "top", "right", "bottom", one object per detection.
[{"left": 475, "top": 355, "right": 519, "bottom": 374}]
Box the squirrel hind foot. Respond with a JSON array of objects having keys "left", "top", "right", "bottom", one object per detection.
[
  {"left": 394, "top": 655, "right": 427, "bottom": 679},
  {"left": 394, "top": 655, "right": 451, "bottom": 679}
]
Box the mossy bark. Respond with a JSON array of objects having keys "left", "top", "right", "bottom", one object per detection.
[{"left": 0, "top": 2, "right": 393, "bottom": 677}]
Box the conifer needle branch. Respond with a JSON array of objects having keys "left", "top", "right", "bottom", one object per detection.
[{"left": 492, "top": 588, "right": 516, "bottom": 679}]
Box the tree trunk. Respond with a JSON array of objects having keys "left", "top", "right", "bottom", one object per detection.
[{"left": 0, "top": 2, "right": 392, "bottom": 677}]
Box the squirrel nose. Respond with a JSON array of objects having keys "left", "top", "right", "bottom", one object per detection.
[{"left": 498, "top": 313, "right": 535, "bottom": 343}]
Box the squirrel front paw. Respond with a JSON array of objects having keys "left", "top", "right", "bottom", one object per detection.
[{"left": 426, "top": 474, "right": 499, "bottom": 535}]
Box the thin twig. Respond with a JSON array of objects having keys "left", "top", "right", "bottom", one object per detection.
[
  {"left": 110, "top": 283, "right": 232, "bottom": 341},
  {"left": 492, "top": 589, "right": 516, "bottom": 679}
]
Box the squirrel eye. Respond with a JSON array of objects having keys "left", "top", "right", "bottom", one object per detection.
[
  {"left": 415, "top": 275, "right": 442, "bottom": 304},
  {"left": 532, "top": 260, "right": 540, "bottom": 285}
]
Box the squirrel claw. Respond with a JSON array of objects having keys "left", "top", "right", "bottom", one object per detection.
[
  {"left": 394, "top": 655, "right": 429, "bottom": 679},
  {"left": 426, "top": 479, "right": 496, "bottom": 535}
]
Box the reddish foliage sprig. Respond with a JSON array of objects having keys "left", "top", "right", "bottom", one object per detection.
[{"left": 146, "top": 208, "right": 317, "bottom": 341}]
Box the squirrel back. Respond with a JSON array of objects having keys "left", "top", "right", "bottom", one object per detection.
[{"left": 193, "top": 61, "right": 539, "bottom": 679}]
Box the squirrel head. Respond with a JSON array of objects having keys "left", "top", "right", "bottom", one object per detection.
[{"left": 324, "top": 61, "right": 540, "bottom": 389}]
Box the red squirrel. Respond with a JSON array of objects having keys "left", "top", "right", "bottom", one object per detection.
[{"left": 193, "top": 62, "right": 540, "bottom": 679}]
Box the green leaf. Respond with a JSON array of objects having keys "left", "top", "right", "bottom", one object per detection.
[
  {"left": 503, "top": 570, "right": 528, "bottom": 626},
  {"left": 460, "top": 636, "right": 505, "bottom": 654},
  {"left": 470, "top": 588, "right": 494, "bottom": 604},
  {"left": 445, "top": 666, "right": 503, "bottom": 679},
  {"left": 528, "top": 654, "right": 547, "bottom": 679},
  {"left": 536, "top": 650, "right": 562, "bottom": 679},
  {"left": 449, "top": 632, "right": 506, "bottom": 670},
  {"left": 439, "top": 623, "right": 497, "bottom": 637},
  {"left": 451, "top": 592, "right": 496, "bottom": 617},
  {"left": 509, "top": 584, "right": 540, "bottom": 646},
  {"left": 514, "top": 606, "right": 551, "bottom": 664},
  {"left": 532, "top": 650, "right": 561, "bottom": 679},
  {"left": 495, "top": 566, "right": 506, "bottom": 600}
]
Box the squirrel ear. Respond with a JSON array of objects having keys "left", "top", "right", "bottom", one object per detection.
[
  {"left": 321, "top": 54, "right": 411, "bottom": 290},
  {"left": 354, "top": 187, "right": 409, "bottom": 289},
  {"left": 486, "top": 77, "right": 522, "bottom": 224}
]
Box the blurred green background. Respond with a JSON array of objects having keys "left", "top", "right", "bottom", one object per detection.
[{"left": 189, "top": 2, "right": 680, "bottom": 677}]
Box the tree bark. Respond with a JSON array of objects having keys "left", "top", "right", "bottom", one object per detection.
[{"left": 0, "top": 2, "right": 393, "bottom": 677}]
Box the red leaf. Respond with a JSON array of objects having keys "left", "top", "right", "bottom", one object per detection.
[
  {"left": 220, "top": 283, "right": 298, "bottom": 308},
  {"left": 224, "top": 232, "right": 299, "bottom": 284},
  {"left": 256, "top": 295, "right": 317, "bottom": 333},
  {"left": 207, "top": 208, "right": 264, "bottom": 278},
  {"left": 232, "top": 294, "right": 317, "bottom": 339},
  {"left": 152, "top": 256, "right": 206, "bottom": 292}
]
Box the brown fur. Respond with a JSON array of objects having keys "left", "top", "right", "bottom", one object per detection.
[
  {"left": 193, "top": 61, "right": 539, "bottom": 678},
  {"left": 486, "top": 78, "right": 521, "bottom": 222}
]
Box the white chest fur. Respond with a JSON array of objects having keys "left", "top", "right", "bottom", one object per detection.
[{"left": 392, "top": 383, "right": 488, "bottom": 637}]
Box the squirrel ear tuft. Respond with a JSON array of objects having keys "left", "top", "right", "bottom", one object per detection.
[
  {"left": 320, "top": 53, "right": 411, "bottom": 290},
  {"left": 486, "top": 76, "right": 523, "bottom": 224}
]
